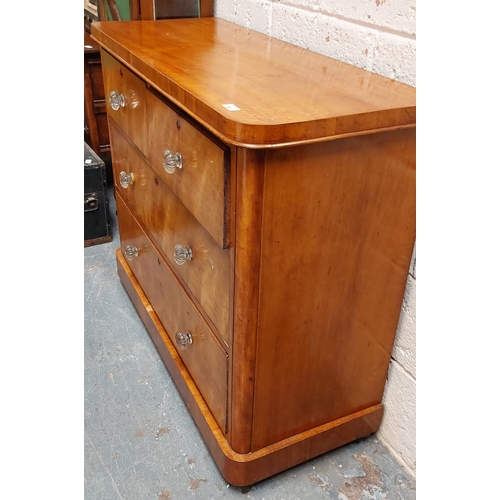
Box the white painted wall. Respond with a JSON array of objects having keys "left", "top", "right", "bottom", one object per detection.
[
  {"left": 213, "top": 0, "right": 417, "bottom": 478},
  {"left": 380, "top": 247, "right": 416, "bottom": 478},
  {"left": 214, "top": 0, "right": 416, "bottom": 86}
]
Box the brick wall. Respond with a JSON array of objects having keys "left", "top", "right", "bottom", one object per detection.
[
  {"left": 214, "top": 0, "right": 416, "bottom": 86},
  {"left": 214, "top": 0, "right": 417, "bottom": 478}
]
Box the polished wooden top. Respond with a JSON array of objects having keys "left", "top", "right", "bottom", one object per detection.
[{"left": 91, "top": 18, "right": 416, "bottom": 146}]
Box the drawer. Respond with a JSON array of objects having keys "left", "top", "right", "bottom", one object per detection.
[
  {"left": 145, "top": 89, "right": 229, "bottom": 248},
  {"left": 101, "top": 50, "right": 148, "bottom": 155},
  {"left": 111, "top": 121, "right": 230, "bottom": 344},
  {"left": 116, "top": 192, "right": 228, "bottom": 432}
]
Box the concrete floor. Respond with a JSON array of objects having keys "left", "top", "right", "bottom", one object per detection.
[{"left": 84, "top": 187, "right": 416, "bottom": 500}]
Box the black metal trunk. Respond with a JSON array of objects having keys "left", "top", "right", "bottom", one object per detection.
[{"left": 84, "top": 142, "right": 112, "bottom": 246}]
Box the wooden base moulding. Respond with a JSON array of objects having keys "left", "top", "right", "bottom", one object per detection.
[{"left": 117, "top": 249, "right": 384, "bottom": 487}]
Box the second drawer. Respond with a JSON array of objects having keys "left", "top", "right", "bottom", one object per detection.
[{"left": 111, "top": 121, "right": 231, "bottom": 344}]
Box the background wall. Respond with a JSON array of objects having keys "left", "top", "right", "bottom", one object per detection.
[
  {"left": 214, "top": 0, "right": 417, "bottom": 478},
  {"left": 214, "top": 0, "right": 416, "bottom": 86}
]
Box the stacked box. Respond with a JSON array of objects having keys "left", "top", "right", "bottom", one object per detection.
[{"left": 84, "top": 142, "right": 112, "bottom": 246}]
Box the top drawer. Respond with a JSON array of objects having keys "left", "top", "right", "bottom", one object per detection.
[
  {"left": 145, "top": 90, "right": 229, "bottom": 248},
  {"left": 101, "top": 50, "right": 148, "bottom": 156}
]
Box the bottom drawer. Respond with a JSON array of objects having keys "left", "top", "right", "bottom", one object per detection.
[{"left": 116, "top": 192, "right": 228, "bottom": 431}]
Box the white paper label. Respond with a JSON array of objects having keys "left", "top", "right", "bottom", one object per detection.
[{"left": 222, "top": 103, "right": 241, "bottom": 111}]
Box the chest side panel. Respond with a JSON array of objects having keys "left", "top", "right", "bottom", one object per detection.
[{"left": 251, "top": 128, "right": 416, "bottom": 450}]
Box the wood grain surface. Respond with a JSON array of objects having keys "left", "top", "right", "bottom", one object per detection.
[
  {"left": 230, "top": 148, "right": 266, "bottom": 454},
  {"left": 251, "top": 128, "right": 416, "bottom": 449},
  {"left": 91, "top": 18, "right": 415, "bottom": 146}
]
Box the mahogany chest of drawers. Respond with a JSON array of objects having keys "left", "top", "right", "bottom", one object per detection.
[{"left": 91, "top": 18, "right": 416, "bottom": 487}]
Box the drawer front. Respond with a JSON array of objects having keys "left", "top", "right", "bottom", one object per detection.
[
  {"left": 145, "top": 89, "right": 229, "bottom": 248},
  {"left": 111, "top": 122, "right": 230, "bottom": 343},
  {"left": 116, "top": 192, "right": 228, "bottom": 432},
  {"left": 101, "top": 50, "right": 148, "bottom": 155}
]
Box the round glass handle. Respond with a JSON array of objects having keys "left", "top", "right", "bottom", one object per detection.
[
  {"left": 175, "top": 331, "right": 193, "bottom": 351},
  {"left": 173, "top": 244, "right": 192, "bottom": 265},
  {"left": 109, "top": 90, "right": 125, "bottom": 111},
  {"left": 163, "top": 149, "right": 183, "bottom": 174},
  {"left": 124, "top": 245, "right": 139, "bottom": 261},
  {"left": 119, "top": 171, "right": 135, "bottom": 189}
]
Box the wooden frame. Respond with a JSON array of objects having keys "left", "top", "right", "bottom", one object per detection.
[
  {"left": 97, "top": 0, "right": 213, "bottom": 20},
  {"left": 139, "top": 0, "right": 213, "bottom": 19},
  {"left": 84, "top": 0, "right": 98, "bottom": 17}
]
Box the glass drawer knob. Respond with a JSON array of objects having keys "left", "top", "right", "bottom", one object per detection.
[
  {"left": 163, "top": 149, "right": 183, "bottom": 174},
  {"left": 173, "top": 244, "right": 192, "bottom": 265},
  {"left": 124, "top": 245, "right": 139, "bottom": 261},
  {"left": 109, "top": 90, "right": 125, "bottom": 111},
  {"left": 119, "top": 171, "right": 135, "bottom": 189},
  {"left": 175, "top": 331, "right": 193, "bottom": 351}
]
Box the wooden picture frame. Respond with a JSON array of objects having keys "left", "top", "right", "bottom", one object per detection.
[
  {"left": 130, "top": 0, "right": 213, "bottom": 21},
  {"left": 96, "top": 0, "right": 213, "bottom": 22}
]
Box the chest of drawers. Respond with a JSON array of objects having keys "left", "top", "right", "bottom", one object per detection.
[{"left": 91, "top": 18, "right": 416, "bottom": 487}]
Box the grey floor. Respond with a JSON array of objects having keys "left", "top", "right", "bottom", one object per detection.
[{"left": 84, "top": 187, "right": 416, "bottom": 500}]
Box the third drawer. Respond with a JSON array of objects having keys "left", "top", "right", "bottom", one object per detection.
[{"left": 116, "top": 191, "right": 229, "bottom": 433}]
